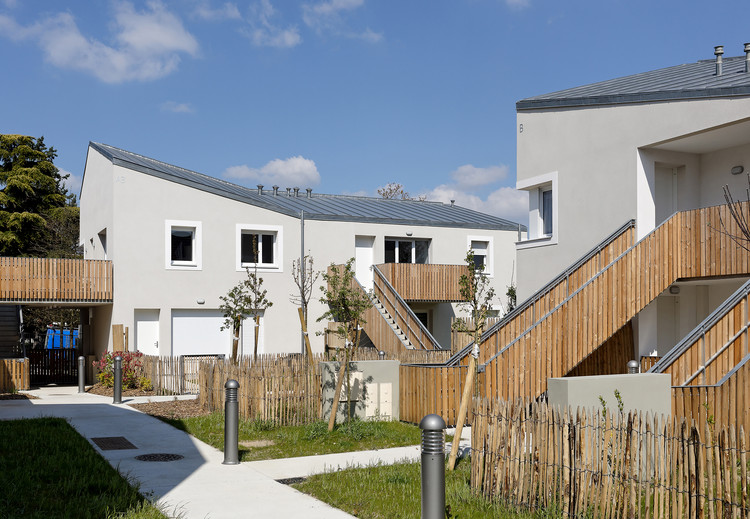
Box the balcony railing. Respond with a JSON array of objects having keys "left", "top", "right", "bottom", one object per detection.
[
  {"left": 375, "top": 263, "right": 469, "bottom": 302},
  {"left": 0, "top": 257, "right": 113, "bottom": 302}
]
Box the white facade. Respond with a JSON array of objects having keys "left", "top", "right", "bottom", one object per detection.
[
  {"left": 514, "top": 54, "right": 750, "bottom": 359},
  {"left": 80, "top": 144, "right": 521, "bottom": 357}
]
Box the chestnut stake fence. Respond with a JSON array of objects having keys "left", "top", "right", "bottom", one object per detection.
[
  {"left": 472, "top": 397, "right": 750, "bottom": 519},
  {"left": 198, "top": 355, "right": 322, "bottom": 426}
]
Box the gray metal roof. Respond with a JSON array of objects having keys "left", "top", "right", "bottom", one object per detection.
[
  {"left": 89, "top": 142, "right": 524, "bottom": 231},
  {"left": 517, "top": 54, "right": 750, "bottom": 110}
]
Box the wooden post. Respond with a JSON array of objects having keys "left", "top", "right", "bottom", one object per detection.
[
  {"left": 297, "top": 307, "right": 316, "bottom": 368},
  {"left": 448, "top": 354, "right": 477, "bottom": 470},
  {"left": 328, "top": 356, "right": 348, "bottom": 431},
  {"left": 112, "top": 324, "right": 124, "bottom": 352}
]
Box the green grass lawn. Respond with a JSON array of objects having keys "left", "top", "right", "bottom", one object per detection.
[
  {"left": 293, "top": 458, "right": 558, "bottom": 519},
  {"left": 0, "top": 418, "right": 167, "bottom": 519},
  {"left": 159, "top": 412, "right": 427, "bottom": 461}
]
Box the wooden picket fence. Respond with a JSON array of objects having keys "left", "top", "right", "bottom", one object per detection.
[
  {"left": 0, "top": 358, "right": 29, "bottom": 391},
  {"left": 472, "top": 397, "right": 750, "bottom": 519},
  {"left": 143, "top": 355, "right": 220, "bottom": 395},
  {"left": 198, "top": 354, "right": 322, "bottom": 426}
]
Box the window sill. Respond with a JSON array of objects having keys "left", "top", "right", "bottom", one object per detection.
[
  {"left": 167, "top": 263, "right": 201, "bottom": 271},
  {"left": 516, "top": 235, "right": 557, "bottom": 250},
  {"left": 237, "top": 264, "right": 282, "bottom": 273}
]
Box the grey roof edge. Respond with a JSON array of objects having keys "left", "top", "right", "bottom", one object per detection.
[
  {"left": 517, "top": 85, "right": 750, "bottom": 111},
  {"left": 88, "top": 142, "right": 526, "bottom": 232}
]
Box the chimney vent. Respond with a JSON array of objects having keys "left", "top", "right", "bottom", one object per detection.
[
  {"left": 450, "top": 199, "right": 455, "bottom": 207},
  {"left": 293, "top": 187, "right": 300, "bottom": 197},
  {"left": 715, "top": 45, "right": 724, "bottom": 76},
  {"left": 273, "top": 185, "right": 279, "bottom": 196},
  {"left": 257, "top": 184, "right": 264, "bottom": 195},
  {"left": 306, "top": 188, "right": 312, "bottom": 198},
  {"left": 745, "top": 43, "right": 750, "bottom": 73},
  {"left": 286, "top": 187, "right": 291, "bottom": 196}
]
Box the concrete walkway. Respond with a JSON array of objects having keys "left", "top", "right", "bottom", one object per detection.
[{"left": 0, "top": 386, "right": 469, "bottom": 519}]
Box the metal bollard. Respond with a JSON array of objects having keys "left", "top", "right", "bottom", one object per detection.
[
  {"left": 223, "top": 379, "right": 240, "bottom": 465},
  {"left": 419, "top": 414, "right": 446, "bottom": 519},
  {"left": 378, "top": 350, "right": 385, "bottom": 360},
  {"left": 627, "top": 359, "right": 639, "bottom": 374},
  {"left": 113, "top": 355, "right": 123, "bottom": 404},
  {"left": 78, "top": 356, "right": 86, "bottom": 393}
]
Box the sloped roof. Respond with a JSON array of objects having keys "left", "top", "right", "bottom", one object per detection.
[
  {"left": 517, "top": 54, "right": 750, "bottom": 110},
  {"left": 89, "top": 142, "right": 524, "bottom": 231}
]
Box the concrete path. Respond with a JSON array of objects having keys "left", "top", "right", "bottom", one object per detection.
[{"left": 0, "top": 386, "right": 470, "bottom": 519}]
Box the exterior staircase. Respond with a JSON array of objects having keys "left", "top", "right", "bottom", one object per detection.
[{"left": 370, "top": 295, "right": 414, "bottom": 349}]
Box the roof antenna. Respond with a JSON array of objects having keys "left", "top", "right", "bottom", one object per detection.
[{"left": 715, "top": 45, "right": 724, "bottom": 76}]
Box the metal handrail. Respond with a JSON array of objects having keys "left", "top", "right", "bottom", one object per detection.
[
  {"left": 445, "top": 219, "right": 636, "bottom": 366},
  {"left": 372, "top": 265, "right": 442, "bottom": 350},
  {"left": 648, "top": 277, "right": 750, "bottom": 377},
  {"left": 671, "top": 353, "right": 750, "bottom": 388}
]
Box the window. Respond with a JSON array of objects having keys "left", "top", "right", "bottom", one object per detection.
[
  {"left": 236, "top": 224, "right": 283, "bottom": 271},
  {"left": 165, "top": 220, "right": 202, "bottom": 269},
  {"left": 467, "top": 236, "right": 493, "bottom": 276},
  {"left": 384, "top": 238, "right": 429, "bottom": 264},
  {"left": 516, "top": 171, "right": 558, "bottom": 248}
]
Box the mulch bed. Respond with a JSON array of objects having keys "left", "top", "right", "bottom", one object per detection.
[
  {"left": 129, "top": 399, "right": 210, "bottom": 420},
  {"left": 86, "top": 382, "right": 155, "bottom": 398},
  {"left": 0, "top": 393, "right": 38, "bottom": 400}
]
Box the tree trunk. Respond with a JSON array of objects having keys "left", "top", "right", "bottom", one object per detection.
[
  {"left": 231, "top": 324, "right": 240, "bottom": 363},
  {"left": 448, "top": 354, "right": 477, "bottom": 470},
  {"left": 328, "top": 359, "right": 348, "bottom": 431},
  {"left": 253, "top": 315, "right": 260, "bottom": 361}
]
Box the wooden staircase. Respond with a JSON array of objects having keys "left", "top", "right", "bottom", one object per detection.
[{"left": 459, "top": 202, "right": 750, "bottom": 403}]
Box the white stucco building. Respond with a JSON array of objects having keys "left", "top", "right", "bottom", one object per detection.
[
  {"left": 80, "top": 142, "right": 524, "bottom": 358},
  {"left": 514, "top": 44, "right": 750, "bottom": 359}
]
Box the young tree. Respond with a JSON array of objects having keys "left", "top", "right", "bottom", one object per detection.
[
  {"left": 318, "top": 258, "right": 371, "bottom": 430},
  {"left": 220, "top": 267, "right": 273, "bottom": 363},
  {"left": 0, "top": 135, "right": 71, "bottom": 256},
  {"left": 290, "top": 253, "right": 320, "bottom": 362},
  {"left": 448, "top": 249, "right": 497, "bottom": 470},
  {"left": 718, "top": 176, "right": 750, "bottom": 251}
]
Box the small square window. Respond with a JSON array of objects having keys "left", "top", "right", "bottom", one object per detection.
[
  {"left": 467, "top": 236, "right": 493, "bottom": 276},
  {"left": 236, "top": 224, "right": 283, "bottom": 272},
  {"left": 165, "top": 220, "right": 202, "bottom": 270}
]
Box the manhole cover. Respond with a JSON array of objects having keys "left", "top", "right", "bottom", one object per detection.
[
  {"left": 135, "top": 453, "right": 184, "bottom": 462},
  {"left": 91, "top": 436, "right": 137, "bottom": 450},
  {"left": 276, "top": 477, "right": 306, "bottom": 485}
]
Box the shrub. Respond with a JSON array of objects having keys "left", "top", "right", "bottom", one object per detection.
[{"left": 93, "top": 351, "right": 151, "bottom": 390}]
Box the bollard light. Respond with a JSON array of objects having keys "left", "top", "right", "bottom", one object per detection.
[
  {"left": 419, "top": 413, "right": 446, "bottom": 519},
  {"left": 113, "top": 355, "right": 123, "bottom": 404},
  {"left": 378, "top": 350, "right": 385, "bottom": 360},
  {"left": 223, "top": 379, "right": 240, "bottom": 465},
  {"left": 627, "top": 359, "right": 639, "bottom": 374},
  {"left": 78, "top": 356, "right": 85, "bottom": 393}
]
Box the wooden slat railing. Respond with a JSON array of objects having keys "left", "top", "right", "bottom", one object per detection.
[
  {"left": 478, "top": 202, "right": 750, "bottom": 402},
  {"left": 0, "top": 257, "right": 113, "bottom": 302},
  {"left": 650, "top": 278, "right": 750, "bottom": 386},
  {"left": 447, "top": 219, "right": 637, "bottom": 366},
  {"left": 372, "top": 265, "right": 441, "bottom": 350},
  {"left": 376, "top": 263, "right": 468, "bottom": 302},
  {"left": 399, "top": 363, "right": 469, "bottom": 426}
]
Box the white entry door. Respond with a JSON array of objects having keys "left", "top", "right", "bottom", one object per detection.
[
  {"left": 355, "top": 235, "right": 375, "bottom": 290},
  {"left": 135, "top": 309, "right": 160, "bottom": 356}
]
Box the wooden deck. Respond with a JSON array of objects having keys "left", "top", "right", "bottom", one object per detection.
[
  {"left": 0, "top": 257, "right": 113, "bottom": 303},
  {"left": 376, "top": 263, "right": 468, "bottom": 302}
]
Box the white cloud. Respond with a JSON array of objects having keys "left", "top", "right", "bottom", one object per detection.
[
  {"left": 247, "top": 0, "right": 301, "bottom": 48},
  {"left": 160, "top": 101, "right": 194, "bottom": 113},
  {"left": 224, "top": 156, "right": 320, "bottom": 187},
  {"left": 506, "top": 0, "right": 531, "bottom": 9},
  {"left": 302, "top": 0, "right": 381, "bottom": 42},
  {"left": 451, "top": 164, "right": 509, "bottom": 189},
  {"left": 194, "top": 1, "right": 241, "bottom": 21},
  {"left": 60, "top": 169, "right": 82, "bottom": 198},
  {"left": 426, "top": 184, "right": 528, "bottom": 226},
  {"left": 0, "top": 1, "right": 198, "bottom": 83}
]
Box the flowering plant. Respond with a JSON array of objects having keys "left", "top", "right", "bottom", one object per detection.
[{"left": 92, "top": 351, "right": 151, "bottom": 390}]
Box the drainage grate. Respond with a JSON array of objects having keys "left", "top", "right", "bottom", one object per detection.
[
  {"left": 91, "top": 436, "right": 137, "bottom": 450},
  {"left": 276, "top": 477, "right": 306, "bottom": 485},
  {"left": 135, "top": 453, "right": 184, "bottom": 462}
]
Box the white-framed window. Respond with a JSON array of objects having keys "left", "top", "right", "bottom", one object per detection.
[
  {"left": 165, "top": 220, "right": 202, "bottom": 270},
  {"left": 517, "top": 171, "right": 558, "bottom": 249},
  {"left": 236, "top": 224, "right": 283, "bottom": 272},
  {"left": 384, "top": 238, "right": 429, "bottom": 264},
  {"left": 467, "top": 235, "right": 493, "bottom": 276}
]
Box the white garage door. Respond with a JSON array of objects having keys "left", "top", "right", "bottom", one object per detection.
[{"left": 171, "top": 309, "right": 232, "bottom": 356}]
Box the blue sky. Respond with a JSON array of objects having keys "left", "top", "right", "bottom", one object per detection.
[{"left": 2, "top": 0, "right": 750, "bottom": 225}]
